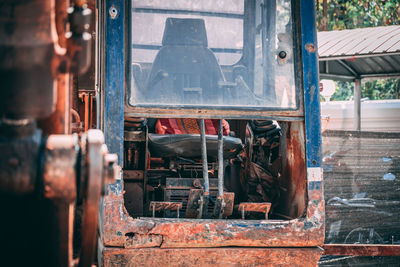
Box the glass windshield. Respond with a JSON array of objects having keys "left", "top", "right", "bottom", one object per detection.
[{"left": 129, "top": 0, "right": 297, "bottom": 110}]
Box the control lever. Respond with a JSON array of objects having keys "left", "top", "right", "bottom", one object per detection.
[
  {"left": 199, "top": 119, "right": 209, "bottom": 218},
  {"left": 213, "top": 119, "right": 225, "bottom": 218}
]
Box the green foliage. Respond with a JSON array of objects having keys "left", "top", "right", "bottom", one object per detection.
[
  {"left": 317, "top": 1, "right": 400, "bottom": 101},
  {"left": 330, "top": 81, "right": 353, "bottom": 101},
  {"left": 327, "top": 79, "right": 400, "bottom": 101},
  {"left": 362, "top": 79, "right": 400, "bottom": 100},
  {"left": 316, "top": 0, "right": 400, "bottom": 31}
]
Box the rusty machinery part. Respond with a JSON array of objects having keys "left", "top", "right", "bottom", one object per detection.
[
  {"left": 0, "top": 0, "right": 60, "bottom": 120},
  {"left": 0, "top": 120, "right": 42, "bottom": 195},
  {"left": 44, "top": 134, "right": 79, "bottom": 202},
  {"left": 78, "top": 129, "right": 117, "bottom": 267},
  {"left": 43, "top": 134, "right": 79, "bottom": 266},
  {"left": 0, "top": 0, "right": 92, "bottom": 120},
  {"left": 0, "top": 128, "right": 115, "bottom": 267},
  {"left": 42, "top": 129, "right": 117, "bottom": 267},
  {"left": 67, "top": 1, "right": 92, "bottom": 74}
]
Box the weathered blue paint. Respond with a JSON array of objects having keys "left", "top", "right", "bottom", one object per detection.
[
  {"left": 303, "top": 221, "right": 314, "bottom": 231},
  {"left": 308, "top": 181, "right": 321, "bottom": 191},
  {"left": 104, "top": 0, "right": 125, "bottom": 166},
  {"left": 300, "top": 0, "right": 322, "bottom": 168}
]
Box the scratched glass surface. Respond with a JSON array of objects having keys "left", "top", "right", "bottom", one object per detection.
[
  {"left": 129, "top": 0, "right": 297, "bottom": 110},
  {"left": 319, "top": 131, "right": 400, "bottom": 266}
]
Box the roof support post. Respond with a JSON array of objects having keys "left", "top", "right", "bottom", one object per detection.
[{"left": 354, "top": 79, "right": 361, "bottom": 131}]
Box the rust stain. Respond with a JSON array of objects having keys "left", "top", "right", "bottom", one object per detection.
[
  {"left": 103, "top": 194, "right": 156, "bottom": 246},
  {"left": 280, "top": 122, "right": 307, "bottom": 219},
  {"left": 305, "top": 43, "right": 316, "bottom": 53},
  {"left": 103, "top": 247, "right": 322, "bottom": 267},
  {"left": 103, "top": 188, "right": 324, "bottom": 248},
  {"left": 124, "top": 233, "right": 162, "bottom": 249}
]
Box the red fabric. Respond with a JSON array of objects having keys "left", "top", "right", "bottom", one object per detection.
[{"left": 155, "top": 118, "right": 230, "bottom": 135}]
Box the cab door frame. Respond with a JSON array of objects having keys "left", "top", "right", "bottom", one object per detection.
[{"left": 99, "top": 0, "right": 323, "bottom": 261}]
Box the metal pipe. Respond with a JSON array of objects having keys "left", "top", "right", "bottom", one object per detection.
[
  {"left": 354, "top": 79, "right": 361, "bottom": 131},
  {"left": 71, "top": 109, "right": 81, "bottom": 123},
  {"left": 319, "top": 52, "right": 400, "bottom": 61},
  {"left": 199, "top": 119, "right": 209, "bottom": 194},
  {"left": 338, "top": 60, "right": 360, "bottom": 78},
  {"left": 319, "top": 73, "right": 356, "bottom": 80},
  {"left": 217, "top": 119, "right": 224, "bottom": 197}
]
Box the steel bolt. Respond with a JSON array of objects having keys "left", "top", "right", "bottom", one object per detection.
[
  {"left": 278, "top": 51, "right": 287, "bottom": 59},
  {"left": 109, "top": 6, "right": 118, "bottom": 19}
]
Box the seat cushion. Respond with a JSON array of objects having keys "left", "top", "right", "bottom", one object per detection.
[{"left": 148, "top": 133, "right": 243, "bottom": 159}]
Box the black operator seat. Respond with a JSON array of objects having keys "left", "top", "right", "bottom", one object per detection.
[
  {"left": 146, "top": 18, "right": 242, "bottom": 159},
  {"left": 149, "top": 132, "right": 243, "bottom": 159},
  {"left": 145, "top": 18, "right": 226, "bottom": 105}
]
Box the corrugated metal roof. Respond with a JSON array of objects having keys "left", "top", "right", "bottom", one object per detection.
[
  {"left": 318, "top": 26, "right": 400, "bottom": 80},
  {"left": 318, "top": 25, "right": 400, "bottom": 58}
]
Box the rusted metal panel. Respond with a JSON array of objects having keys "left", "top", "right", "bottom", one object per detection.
[
  {"left": 103, "top": 247, "right": 322, "bottom": 267},
  {"left": 103, "top": 180, "right": 324, "bottom": 248},
  {"left": 278, "top": 121, "right": 307, "bottom": 219},
  {"left": 124, "top": 233, "right": 163, "bottom": 249},
  {"left": 323, "top": 244, "right": 400, "bottom": 257},
  {"left": 124, "top": 108, "right": 304, "bottom": 121}
]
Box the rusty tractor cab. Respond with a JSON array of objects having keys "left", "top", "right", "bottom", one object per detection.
[{"left": 100, "top": 0, "right": 323, "bottom": 266}]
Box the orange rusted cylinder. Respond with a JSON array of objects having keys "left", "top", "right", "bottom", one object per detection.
[
  {"left": 38, "top": 74, "right": 71, "bottom": 135},
  {"left": 38, "top": 0, "right": 71, "bottom": 135}
]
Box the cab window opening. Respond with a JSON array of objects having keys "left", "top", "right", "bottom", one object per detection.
[{"left": 123, "top": 0, "right": 305, "bottom": 221}]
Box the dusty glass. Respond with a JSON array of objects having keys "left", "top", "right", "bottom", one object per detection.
[{"left": 129, "top": 0, "right": 297, "bottom": 110}]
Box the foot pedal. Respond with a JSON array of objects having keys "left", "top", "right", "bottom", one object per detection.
[
  {"left": 186, "top": 189, "right": 203, "bottom": 218},
  {"left": 221, "top": 192, "right": 234, "bottom": 218},
  {"left": 149, "top": 201, "right": 183, "bottom": 218},
  {"left": 238, "top": 202, "right": 271, "bottom": 220},
  {"left": 186, "top": 190, "right": 235, "bottom": 219}
]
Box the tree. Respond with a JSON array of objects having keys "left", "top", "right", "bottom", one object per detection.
[
  {"left": 328, "top": 79, "right": 400, "bottom": 102},
  {"left": 330, "top": 81, "right": 353, "bottom": 101},
  {"left": 316, "top": 1, "right": 400, "bottom": 101},
  {"left": 316, "top": 0, "right": 400, "bottom": 31},
  {"left": 362, "top": 79, "right": 400, "bottom": 100}
]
